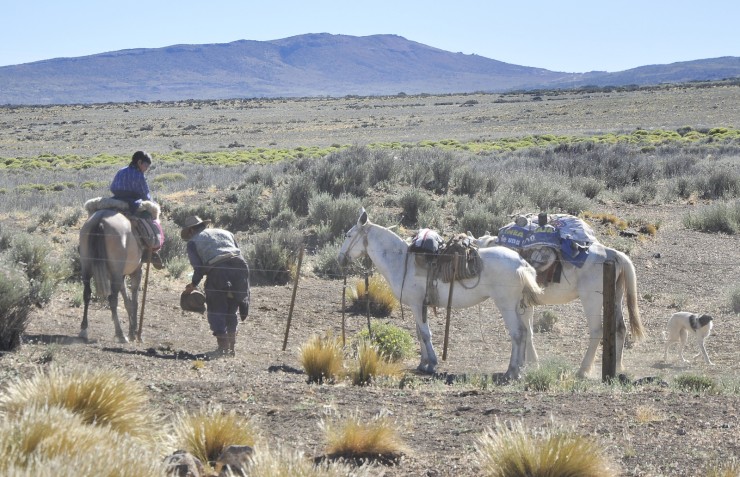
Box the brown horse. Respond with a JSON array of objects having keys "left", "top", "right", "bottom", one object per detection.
[{"left": 79, "top": 207, "right": 143, "bottom": 343}]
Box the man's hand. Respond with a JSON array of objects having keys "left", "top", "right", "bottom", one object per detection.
[{"left": 185, "top": 283, "right": 195, "bottom": 294}]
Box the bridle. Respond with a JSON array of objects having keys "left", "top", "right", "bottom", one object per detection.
[{"left": 338, "top": 224, "right": 369, "bottom": 265}]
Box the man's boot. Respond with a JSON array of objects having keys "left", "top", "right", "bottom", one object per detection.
[
  {"left": 226, "top": 332, "right": 237, "bottom": 357},
  {"left": 206, "top": 334, "right": 230, "bottom": 359}
]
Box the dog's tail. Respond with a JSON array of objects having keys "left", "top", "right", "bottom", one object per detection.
[{"left": 614, "top": 249, "right": 646, "bottom": 341}]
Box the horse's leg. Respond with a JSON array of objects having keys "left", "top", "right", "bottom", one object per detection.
[
  {"left": 520, "top": 305, "right": 539, "bottom": 366},
  {"left": 80, "top": 276, "right": 92, "bottom": 342},
  {"left": 578, "top": 299, "right": 603, "bottom": 378},
  {"left": 500, "top": 308, "right": 525, "bottom": 380},
  {"left": 121, "top": 271, "right": 142, "bottom": 342},
  {"left": 108, "top": 276, "right": 128, "bottom": 343},
  {"left": 414, "top": 305, "right": 437, "bottom": 373}
]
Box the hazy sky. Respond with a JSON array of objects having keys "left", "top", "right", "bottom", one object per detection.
[{"left": 2, "top": 0, "right": 737, "bottom": 72}]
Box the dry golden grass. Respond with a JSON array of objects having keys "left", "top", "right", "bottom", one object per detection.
[
  {"left": 298, "top": 333, "right": 345, "bottom": 384},
  {"left": 635, "top": 405, "right": 665, "bottom": 424},
  {"left": 0, "top": 365, "right": 160, "bottom": 444},
  {"left": 475, "top": 420, "right": 617, "bottom": 477},
  {"left": 321, "top": 413, "right": 407, "bottom": 463},
  {"left": 352, "top": 274, "right": 397, "bottom": 316},
  {"left": 0, "top": 405, "right": 166, "bottom": 476},
  {"left": 173, "top": 406, "right": 259, "bottom": 468},
  {"left": 348, "top": 340, "right": 404, "bottom": 385},
  {"left": 246, "top": 444, "right": 377, "bottom": 477}
]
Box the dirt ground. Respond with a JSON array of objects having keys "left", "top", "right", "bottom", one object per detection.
[
  {"left": 3, "top": 201, "right": 737, "bottom": 476},
  {"left": 2, "top": 88, "right": 740, "bottom": 476}
]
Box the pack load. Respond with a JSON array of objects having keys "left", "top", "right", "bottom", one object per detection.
[{"left": 498, "top": 213, "right": 598, "bottom": 270}]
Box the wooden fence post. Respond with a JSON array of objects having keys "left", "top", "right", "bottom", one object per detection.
[
  {"left": 341, "top": 275, "right": 347, "bottom": 346},
  {"left": 602, "top": 260, "right": 617, "bottom": 382},
  {"left": 282, "top": 247, "right": 304, "bottom": 351},
  {"left": 442, "top": 253, "right": 458, "bottom": 361}
]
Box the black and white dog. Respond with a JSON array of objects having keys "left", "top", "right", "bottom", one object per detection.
[{"left": 663, "top": 312, "right": 714, "bottom": 365}]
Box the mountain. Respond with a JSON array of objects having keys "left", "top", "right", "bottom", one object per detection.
[{"left": 0, "top": 33, "right": 738, "bottom": 105}]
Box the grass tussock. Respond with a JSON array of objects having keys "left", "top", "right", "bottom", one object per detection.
[
  {"left": 635, "top": 405, "right": 665, "bottom": 424},
  {"left": 475, "top": 420, "right": 617, "bottom": 477},
  {"left": 0, "top": 405, "right": 167, "bottom": 476},
  {"left": 299, "top": 333, "right": 345, "bottom": 384},
  {"left": 0, "top": 365, "right": 160, "bottom": 443},
  {"left": 674, "top": 374, "right": 718, "bottom": 393},
  {"left": 247, "top": 444, "right": 377, "bottom": 477},
  {"left": 351, "top": 274, "right": 397, "bottom": 317},
  {"left": 173, "top": 406, "right": 258, "bottom": 467},
  {"left": 348, "top": 340, "right": 404, "bottom": 386},
  {"left": 321, "top": 413, "right": 407, "bottom": 463}
]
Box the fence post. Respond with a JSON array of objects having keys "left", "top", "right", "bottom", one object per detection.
[
  {"left": 442, "top": 253, "right": 458, "bottom": 361},
  {"left": 282, "top": 247, "right": 304, "bottom": 351},
  {"left": 364, "top": 272, "right": 372, "bottom": 336},
  {"left": 341, "top": 274, "right": 347, "bottom": 346},
  {"left": 602, "top": 260, "right": 617, "bottom": 382}
]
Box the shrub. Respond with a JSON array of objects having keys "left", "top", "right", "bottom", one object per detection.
[
  {"left": 354, "top": 321, "right": 414, "bottom": 362},
  {"left": 298, "top": 333, "right": 345, "bottom": 384},
  {"left": 222, "top": 183, "right": 264, "bottom": 232},
  {"left": 398, "top": 188, "right": 431, "bottom": 227},
  {"left": 246, "top": 229, "right": 303, "bottom": 285},
  {"left": 475, "top": 420, "right": 617, "bottom": 476},
  {"left": 10, "top": 234, "right": 66, "bottom": 306},
  {"left": 308, "top": 193, "right": 363, "bottom": 245},
  {"left": 683, "top": 201, "right": 739, "bottom": 234},
  {"left": 157, "top": 218, "right": 188, "bottom": 265},
  {"left": 313, "top": 239, "right": 364, "bottom": 279},
  {"left": 0, "top": 261, "right": 32, "bottom": 351},
  {"left": 674, "top": 374, "right": 717, "bottom": 393},
  {"left": 286, "top": 174, "right": 316, "bottom": 216},
  {"left": 173, "top": 406, "right": 258, "bottom": 469},
  {"left": 453, "top": 165, "right": 487, "bottom": 197},
  {"left": 533, "top": 310, "right": 558, "bottom": 332},
  {"left": 350, "top": 274, "right": 396, "bottom": 317},
  {"left": 730, "top": 287, "right": 740, "bottom": 314}
]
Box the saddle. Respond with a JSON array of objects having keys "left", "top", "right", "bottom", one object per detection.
[
  {"left": 409, "top": 232, "right": 483, "bottom": 306},
  {"left": 83, "top": 197, "right": 163, "bottom": 250}
]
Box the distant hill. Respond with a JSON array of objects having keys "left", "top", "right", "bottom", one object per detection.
[{"left": 1, "top": 33, "right": 738, "bottom": 105}]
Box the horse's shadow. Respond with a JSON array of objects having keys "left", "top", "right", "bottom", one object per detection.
[{"left": 102, "top": 346, "right": 208, "bottom": 361}]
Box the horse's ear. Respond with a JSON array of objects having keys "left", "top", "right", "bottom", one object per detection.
[{"left": 359, "top": 207, "right": 368, "bottom": 225}]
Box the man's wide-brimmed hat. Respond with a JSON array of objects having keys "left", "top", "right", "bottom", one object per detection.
[
  {"left": 180, "top": 289, "right": 206, "bottom": 313},
  {"left": 180, "top": 216, "right": 210, "bottom": 240}
]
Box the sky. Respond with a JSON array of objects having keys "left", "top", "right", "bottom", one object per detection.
[{"left": 2, "top": 1, "right": 738, "bottom": 72}]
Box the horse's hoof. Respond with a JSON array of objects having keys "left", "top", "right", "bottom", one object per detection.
[
  {"left": 78, "top": 330, "right": 89, "bottom": 342},
  {"left": 116, "top": 335, "right": 129, "bottom": 344},
  {"left": 417, "top": 364, "right": 435, "bottom": 374}
]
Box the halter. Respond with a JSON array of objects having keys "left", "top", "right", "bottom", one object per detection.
[{"left": 339, "top": 224, "right": 369, "bottom": 264}]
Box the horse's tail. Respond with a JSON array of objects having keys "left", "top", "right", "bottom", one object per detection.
[
  {"left": 614, "top": 250, "right": 645, "bottom": 341},
  {"left": 518, "top": 262, "right": 544, "bottom": 306},
  {"left": 82, "top": 213, "right": 112, "bottom": 298}
]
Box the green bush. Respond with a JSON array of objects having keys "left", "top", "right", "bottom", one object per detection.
[
  {"left": 308, "top": 193, "right": 363, "bottom": 245},
  {"left": 398, "top": 188, "right": 431, "bottom": 227},
  {"left": 683, "top": 201, "right": 740, "bottom": 234},
  {"left": 10, "top": 234, "right": 66, "bottom": 306},
  {"left": 157, "top": 219, "right": 188, "bottom": 265},
  {"left": 221, "top": 183, "right": 264, "bottom": 232},
  {"left": 246, "top": 229, "right": 303, "bottom": 285},
  {"left": 354, "top": 321, "right": 414, "bottom": 362},
  {"left": 286, "top": 175, "right": 315, "bottom": 216},
  {"left": 674, "top": 374, "right": 717, "bottom": 393},
  {"left": 453, "top": 165, "right": 486, "bottom": 197},
  {"left": 730, "top": 287, "right": 740, "bottom": 314}
]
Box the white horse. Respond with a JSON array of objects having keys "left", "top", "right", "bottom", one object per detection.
[
  {"left": 338, "top": 209, "right": 543, "bottom": 380},
  {"left": 471, "top": 233, "right": 645, "bottom": 378}
]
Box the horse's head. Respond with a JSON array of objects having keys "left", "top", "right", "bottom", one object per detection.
[{"left": 337, "top": 208, "right": 370, "bottom": 268}]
